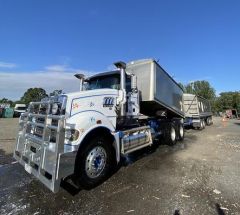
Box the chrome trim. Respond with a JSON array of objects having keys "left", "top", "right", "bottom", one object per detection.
[{"left": 14, "top": 101, "right": 76, "bottom": 193}]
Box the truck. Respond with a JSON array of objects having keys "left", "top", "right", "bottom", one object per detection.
[
  {"left": 225, "top": 109, "right": 239, "bottom": 119},
  {"left": 14, "top": 59, "right": 185, "bottom": 193},
  {"left": 14, "top": 104, "right": 27, "bottom": 117},
  {"left": 183, "top": 93, "right": 213, "bottom": 129}
]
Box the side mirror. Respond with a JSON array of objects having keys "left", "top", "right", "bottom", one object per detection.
[{"left": 131, "top": 74, "right": 137, "bottom": 92}]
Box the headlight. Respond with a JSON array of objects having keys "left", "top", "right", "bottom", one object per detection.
[
  {"left": 65, "top": 129, "right": 79, "bottom": 141},
  {"left": 51, "top": 103, "right": 59, "bottom": 115}
]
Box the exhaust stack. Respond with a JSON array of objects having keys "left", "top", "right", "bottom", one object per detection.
[
  {"left": 114, "top": 61, "right": 126, "bottom": 117},
  {"left": 74, "top": 74, "right": 85, "bottom": 91}
]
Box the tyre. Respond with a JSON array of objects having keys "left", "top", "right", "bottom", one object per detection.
[
  {"left": 206, "top": 117, "right": 211, "bottom": 126},
  {"left": 198, "top": 120, "right": 204, "bottom": 130},
  {"left": 209, "top": 117, "right": 213, "bottom": 125},
  {"left": 202, "top": 119, "right": 206, "bottom": 129},
  {"left": 163, "top": 123, "right": 177, "bottom": 146},
  {"left": 74, "top": 135, "right": 115, "bottom": 189},
  {"left": 178, "top": 123, "right": 185, "bottom": 141}
]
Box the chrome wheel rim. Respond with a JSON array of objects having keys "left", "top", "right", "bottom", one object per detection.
[
  {"left": 85, "top": 146, "right": 107, "bottom": 178},
  {"left": 171, "top": 127, "right": 176, "bottom": 141}
]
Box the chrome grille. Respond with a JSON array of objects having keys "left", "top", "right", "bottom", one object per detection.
[{"left": 14, "top": 100, "right": 66, "bottom": 193}]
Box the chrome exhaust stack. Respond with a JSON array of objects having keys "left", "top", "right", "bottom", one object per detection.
[
  {"left": 74, "top": 74, "right": 85, "bottom": 91},
  {"left": 114, "top": 61, "right": 126, "bottom": 117}
]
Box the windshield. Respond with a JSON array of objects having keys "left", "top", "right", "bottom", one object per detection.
[
  {"left": 16, "top": 107, "right": 26, "bottom": 110},
  {"left": 84, "top": 75, "right": 120, "bottom": 90}
]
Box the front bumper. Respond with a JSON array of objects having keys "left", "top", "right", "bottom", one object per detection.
[{"left": 14, "top": 101, "right": 77, "bottom": 193}]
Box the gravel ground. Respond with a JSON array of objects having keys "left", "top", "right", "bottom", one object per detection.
[{"left": 0, "top": 117, "right": 240, "bottom": 215}]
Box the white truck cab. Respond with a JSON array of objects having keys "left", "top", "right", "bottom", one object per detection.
[
  {"left": 14, "top": 104, "right": 27, "bottom": 117},
  {"left": 14, "top": 59, "right": 185, "bottom": 192}
]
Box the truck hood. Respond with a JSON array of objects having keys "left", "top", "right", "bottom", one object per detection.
[
  {"left": 64, "top": 88, "right": 119, "bottom": 118},
  {"left": 65, "top": 88, "right": 118, "bottom": 100}
]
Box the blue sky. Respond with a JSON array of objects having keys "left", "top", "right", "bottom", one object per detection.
[{"left": 0, "top": 0, "right": 240, "bottom": 100}]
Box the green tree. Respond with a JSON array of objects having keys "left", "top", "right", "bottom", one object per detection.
[
  {"left": 215, "top": 91, "right": 240, "bottom": 112},
  {"left": 178, "top": 83, "right": 186, "bottom": 92},
  {"left": 49, "top": 90, "right": 63, "bottom": 97},
  {"left": 0, "top": 98, "right": 14, "bottom": 107},
  {"left": 20, "top": 88, "right": 48, "bottom": 104},
  {"left": 185, "top": 81, "right": 216, "bottom": 100}
]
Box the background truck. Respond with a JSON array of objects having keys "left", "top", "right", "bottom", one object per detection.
[
  {"left": 183, "top": 93, "right": 213, "bottom": 129},
  {"left": 14, "top": 104, "right": 27, "bottom": 117},
  {"left": 14, "top": 59, "right": 185, "bottom": 193},
  {"left": 225, "top": 109, "right": 239, "bottom": 119}
]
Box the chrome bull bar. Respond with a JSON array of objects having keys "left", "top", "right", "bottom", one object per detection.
[{"left": 13, "top": 101, "right": 74, "bottom": 193}]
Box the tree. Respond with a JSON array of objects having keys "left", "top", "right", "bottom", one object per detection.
[
  {"left": 20, "top": 88, "right": 48, "bottom": 104},
  {"left": 49, "top": 90, "right": 63, "bottom": 97},
  {"left": 215, "top": 91, "right": 240, "bottom": 112},
  {"left": 0, "top": 98, "right": 14, "bottom": 107},
  {"left": 178, "top": 83, "right": 186, "bottom": 92},
  {"left": 179, "top": 80, "right": 217, "bottom": 112},
  {"left": 185, "top": 81, "right": 216, "bottom": 100}
]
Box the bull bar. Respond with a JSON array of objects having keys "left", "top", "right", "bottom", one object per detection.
[{"left": 14, "top": 101, "right": 77, "bottom": 193}]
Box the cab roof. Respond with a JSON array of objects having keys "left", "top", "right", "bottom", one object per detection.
[{"left": 86, "top": 70, "right": 120, "bottom": 81}]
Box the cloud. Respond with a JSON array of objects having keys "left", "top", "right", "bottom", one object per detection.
[
  {"left": 45, "top": 64, "right": 68, "bottom": 72},
  {"left": 0, "top": 61, "right": 17, "bottom": 69},
  {"left": 0, "top": 66, "right": 95, "bottom": 101},
  {"left": 45, "top": 64, "right": 91, "bottom": 74}
]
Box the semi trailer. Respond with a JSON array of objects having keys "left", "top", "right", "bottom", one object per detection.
[
  {"left": 14, "top": 59, "right": 185, "bottom": 193},
  {"left": 183, "top": 93, "right": 213, "bottom": 129}
]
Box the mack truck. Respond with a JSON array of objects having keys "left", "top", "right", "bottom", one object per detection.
[
  {"left": 183, "top": 93, "right": 213, "bottom": 129},
  {"left": 14, "top": 59, "right": 185, "bottom": 193}
]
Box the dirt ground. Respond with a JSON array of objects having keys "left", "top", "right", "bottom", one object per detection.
[{"left": 0, "top": 117, "right": 240, "bottom": 215}]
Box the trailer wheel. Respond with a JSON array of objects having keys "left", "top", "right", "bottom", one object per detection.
[
  {"left": 207, "top": 117, "right": 213, "bottom": 125},
  {"left": 202, "top": 119, "right": 206, "bottom": 129},
  {"left": 178, "top": 124, "right": 185, "bottom": 141},
  {"left": 210, "top": 118, "right": 213, "bottom": 125},
  {"left": 198, "top": 120, "right": 204, "bottom": 130},
  {"left": 163, "top": 123, "right": 177, "bottom": 146},
  {"left": 206, "top": 117, "right": 211, "bottom": 126},
  {"left": 74, "top": 136, "right": 115, "bottom": 189}
]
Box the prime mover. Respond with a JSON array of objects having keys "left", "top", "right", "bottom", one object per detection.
[{"left": 14, "top": 59, "right": 185, "bottom": 192}]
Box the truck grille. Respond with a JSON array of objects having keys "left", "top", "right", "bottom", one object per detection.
[{"left": 14, "top": 100, "right": 66, "bottom": 192}]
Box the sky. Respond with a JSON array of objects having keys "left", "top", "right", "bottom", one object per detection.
[{"left": 0, "top": 0, "right": 240, "bottom": 100}]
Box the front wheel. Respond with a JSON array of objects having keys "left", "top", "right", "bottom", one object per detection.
[{"left": 74, "top": 136, "right": 115, "bottom": 189}]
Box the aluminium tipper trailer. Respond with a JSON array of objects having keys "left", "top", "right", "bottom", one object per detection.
[
  {"left": 183, "top": 93, "right": 213, "bottom": 129},
  {"left": 127, "top": 59, "right": 184, "bottom": 118},
  {"left": 14, "top": 59, "right": 185, "bottom": 193}
]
